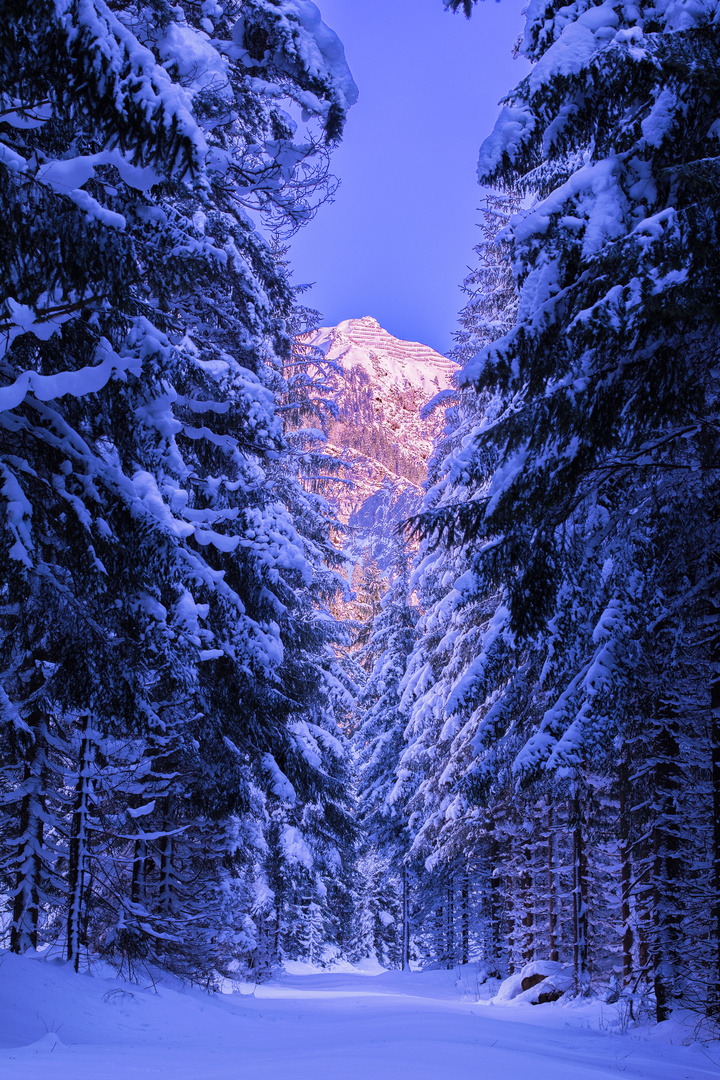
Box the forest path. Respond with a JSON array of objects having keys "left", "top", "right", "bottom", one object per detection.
[{"left": 0, "top": 953, "right": 718, "bottom": 1080}]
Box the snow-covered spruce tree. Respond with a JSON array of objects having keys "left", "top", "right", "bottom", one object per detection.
[
  {"left": 394, "top": 193, "right": 525, "bottom": 972},
  {"left": 112, "top": 0, "right": 359, "bottom": 978},
  {"left": 0, "top": 0, "right": 209, "bottom": 962},
  {"left": 0, "top": 0, "right": 357, "bottom": 978},
  {"left": 257, "top": 537, "right": 358, "bottom": 971},
  {"left": 430, "top": 0, "right": 720, "bottom": 1017},
  {"left": 240, "top": 282, "right": 360, "bottom": 973},
  {"left": 353, "top": 540, "right": 418, "bottom": 968},
  {"left": 449, "top": 192, "right": 522, "bottom": 369}
]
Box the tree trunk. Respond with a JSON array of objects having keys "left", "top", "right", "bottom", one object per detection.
[
  {"left": 67, "top": 715, "right": 94, "bottom": 971},
  {"left": 651, "top": 707, "right": 683, "bottom": 1023},
  {"left": 159, "top": 833, "right": 173, "bottom": 913},
  {"left": 547, "top": 796, "right": 559, "bottom": 963},
  {"left": 571, "top": 783, "right": 588, "bottom": 992},
  {"left": 521, "top": 858, "right": 534, "bottom": 963},
  {"left": 446, "top": 875, "right": 454, "bottom": 968},
  {"left": 488, "top": 830, "right": 503, "bottom": 975},
  {"left": 401, "top": 863, "right": 410, "bottom": 972},
  {"left": 507, "top": 866, "right": 517, "bottom": 975},
  {"left": 131, "top": 838, "right": 147, "bottom": 907},
  {"left": 10, "top": 684, "right": 50, "bottom": 957},
  {"left": 709, "top": 574, "right": 720, "bottom": 1017},
  {"left": 10, "top": 755, "right": 45, "bottom": 954},
  {"left": 461, "top": 863, "right": 469, "bottom": 966},
  {"left": 9, "top": 665, "right": 50, "bottom": 956},
  {"left": 619, "top": 763, "right": 634, "bottom": 984}
]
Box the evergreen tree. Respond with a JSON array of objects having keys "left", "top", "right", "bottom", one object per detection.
[
  {"left": 429, "top": 0, "right": 720, "bottom": 1017},
  {"left": 0, "top": 0, "right": 358, "bottom": 980},
  {"left": 393, "top": 190, "right": 522, "bottom": 973},
  {"left": 354, "top": 541, "right": 418, "bottom": 968}
]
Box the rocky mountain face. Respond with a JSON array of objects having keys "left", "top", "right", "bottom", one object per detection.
[{"left": 300, "top": 317, "right": 457, "bottom": 576}]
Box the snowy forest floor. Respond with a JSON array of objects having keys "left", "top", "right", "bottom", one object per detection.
[{"left": 1, "top": 953, "right": 719, "bottom": 1080}]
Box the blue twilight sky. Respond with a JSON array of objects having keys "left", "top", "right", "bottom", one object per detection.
[{"left": 288, "top": 0, "right": 530, "bottom": 356}]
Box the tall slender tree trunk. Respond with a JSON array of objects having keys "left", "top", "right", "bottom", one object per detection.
[
  {"left": 651, "top": 707, "right": 683, "bottom": 1023},
  {"left": 131, "top": 838, "right": 147, "bottom": 907},
  {"left": 10, "top": 754, "right": 45, "bottom": 954},
  {"left": 461, "top": 863, "right": 470, "bottom": 966},
  {"left": 571, "top": 782, "right": 588, "bottom": 992},
  {"left": 521, "top": 843, "right": 534, "bottom": 964},
  {"left": 547, "top": 796, "right": 559, "bottom": 963},
  {"left": 488, "top": 830, "right": 503, "bottom": 974},
  {"left": 619, "top": 763, "right": 634, "bottom": 984},
  {"left": 402, "top": 863, "right": 410, "bottom": 972},
  {"left": 709, "top": 573, "right": 720, "bottom": 1016},
  {"left": 445, "top": 874, "right": 454, "bottom": 969},
  {"left": 711, "top": 695, "right": 720, "bottom": 1016},
  {"left": 9, "top": 691, "right": 49, "bottom": 954},
  {"left": 637, "top": 901, "right": 650, "bottom": 982},
  {"left": 159, "top": 828, "right": 174, "bottom": 914},
  {"left": 10, "top": 666, "right": 49, "bottom": 956},
  {"left": 67, "top": 714, "right": 94, "bottom": 971},
  {"left": 507, "top": 865, "right": 517, "bottom": 975},
  {"left": 434, "top": 903, "right": 444, "bottom": 965}
]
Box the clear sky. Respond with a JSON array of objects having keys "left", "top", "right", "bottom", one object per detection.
[{"left": 288, "top": 0, "right": 530, "bottom": 355}]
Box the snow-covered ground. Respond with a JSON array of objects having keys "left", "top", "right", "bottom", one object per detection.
[{"left": 1, "top": 951, "right": 718, "bottom": 1080}]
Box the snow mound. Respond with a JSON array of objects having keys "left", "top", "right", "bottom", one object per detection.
[
  {"left": 284, "top": 954, "right": 386, "bottom": 976},
  {"left": 12, "top": 1031, "right": 67, "bottom": 1054},
  {"left": 492, "top": 960, "right": 575, "bottom": 1006}
]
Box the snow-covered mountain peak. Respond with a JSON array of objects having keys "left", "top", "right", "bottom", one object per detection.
[
  {"left": 299, "top": 319, "right": 457, "bottom": 572},
  {"left": 306, "top": 317, "right": 457, "bottom": 400}
]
